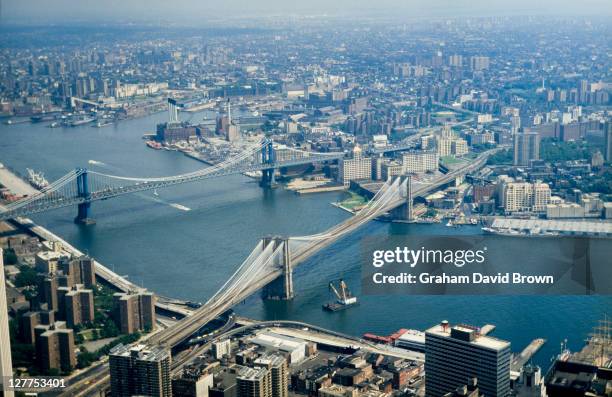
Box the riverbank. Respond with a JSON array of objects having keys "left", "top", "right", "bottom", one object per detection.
[{"left": 9, "top": 217, "right": 193, "bottom": 318}]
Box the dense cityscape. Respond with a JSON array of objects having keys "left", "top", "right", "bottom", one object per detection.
[{"left": 0, "top": 3, "right": 611, "bottom": 397}]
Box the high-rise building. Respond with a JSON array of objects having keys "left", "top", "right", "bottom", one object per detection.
[
  {"left": 113, "top": 291, "right": 156, "bottom": 334},
  {"left": 64, "top": 285, "right": 95, "bottom": 327},
  {"left": 402, "top": 151, "right": 439, "bottom": 173},
  {"left": 19, "top": 310, "right": 54, "bottom": 344},
  {"left": 237, "top": 367, "right": 272, "bottom": 397},
  {"left": 254, "top": 355, "right": 289, "bottom": 397},
  {"left": 41, "top": 275, "right": 59, "bottom": 312},
  {"left": 436, "top": 126, "right": 468, "bottom": 157},
  {"left": 0, "top": 250, "right": 15, "bottom": 397},
  {"left": 604, "top": 121, "right": 612, "bottom": 162},
  {"left": 513, "top": 130, "right": 540, "bottom": 166},
  {"left": 500, "top": 179, "right": 551, "bottom": 213},
  {"left": 35, "top": 321, "right": 76, "bottom": 373},
  {"left": 469, "top": 56, "right": 490, "bottom": 71},
  {"left": 60, "top": 256, "right": 96, "bottom": 288},
  {"left": 337, "top": 146, "right": 372, "bottom": 186},
  {"left": 109, "top": 344, "right": 172, "bottom": 397},
  {"left": 425, "top": 321, "right": 511, "bottom": 397},
  {"left": 448, "top": 54, "right": 463, "bottom": 68}
]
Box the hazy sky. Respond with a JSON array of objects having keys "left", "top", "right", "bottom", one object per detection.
[{"left": 2, "top": 0, "right": 611, "bottom": 23}]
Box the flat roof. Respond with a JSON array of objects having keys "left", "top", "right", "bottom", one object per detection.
[
  {"left": 491, "top": 218, "right": 612, "bottom": 234},
  {"left": 426, "top": 324, "right": 510, "bottom": 351},
  {"left": 396, "top": 329, "right": 425, "bottom": 344},
  {"left": 238, "top": 366, "right": 269, "bottom": 381}
]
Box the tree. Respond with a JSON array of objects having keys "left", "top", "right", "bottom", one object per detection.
[
  {"left": 14, "top": 265, "right": 38, "bottom": 287},
  {"left": 3, "top": 248, "right": 18, "bottom": 265}
]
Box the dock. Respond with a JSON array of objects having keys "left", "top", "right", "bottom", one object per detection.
[{"left": 511, "top": 338, "right": 546, "bottom": 371}]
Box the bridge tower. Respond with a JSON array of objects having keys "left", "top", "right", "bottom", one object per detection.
[
  {"left": 259, "top": 139, "right": 277, "bottom": 188},
  {"left": 391, "top": 175, "right": 413, "bottom": 221},
  {"left": 261, "top": 236, "right": 294, "bottom": 300},
  {"left": 74, "top": 168, "right": 95, "bottom": 225}
]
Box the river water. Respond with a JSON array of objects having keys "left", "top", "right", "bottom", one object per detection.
[{"left": 1, "top": 112, "right": 609, "bottom": 367}]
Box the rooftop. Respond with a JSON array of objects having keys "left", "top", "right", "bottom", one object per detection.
[
  {"left": 426, "top": 323, "right": 510, "bottom": 351},
  {"left": 491, "top": 218, "right": 612, "bottom": 235},
  {"left": 238, "top": 366, "right": 269, "bottom": 381}
]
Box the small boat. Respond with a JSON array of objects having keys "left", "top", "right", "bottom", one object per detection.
[{"left": 153, "top": 189, "right": 159, "bottom": 197}]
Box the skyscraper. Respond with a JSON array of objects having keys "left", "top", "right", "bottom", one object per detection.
[
  {"left": 0, "top": 249, "right": 15, "bottom": 397},
  {"left": 109, "top": 344, "right": 172, "bottom": 397},
  {"left": 513, "top": 130, "right": 540, "bottom": 166},
  {"left": 425, "top": 321, "right": 511, "bottom": 397}
]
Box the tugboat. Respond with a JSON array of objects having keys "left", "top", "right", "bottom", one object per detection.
[{"left": 323, "top": 279, "right": 358, "bottom": 312}]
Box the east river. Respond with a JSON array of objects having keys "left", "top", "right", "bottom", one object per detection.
[{"left": 1, "top": 111, "right": 610, "bottom": 367}]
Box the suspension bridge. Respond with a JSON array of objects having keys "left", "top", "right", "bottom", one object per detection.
[
  {"left": 148, "top": 146, "right": 498, "bottom": 348},
  {"left": 55, "top": 146, "right": 497, "bottom": 394},
  {"left": 0, "top": 137, "right": 426, "bottom": 224}
]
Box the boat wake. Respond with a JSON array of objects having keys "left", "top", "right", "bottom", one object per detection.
[{"left": 169, "top": 203, "right": 191, "bottom": 211}]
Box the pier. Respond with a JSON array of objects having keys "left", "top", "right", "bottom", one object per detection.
[{"left": 512, "top": 338, "right": 546, "bottom": 371}]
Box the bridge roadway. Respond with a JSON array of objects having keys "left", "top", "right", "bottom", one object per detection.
[{"left": 148, "top": 147, "right": 501, "bottom": 349}]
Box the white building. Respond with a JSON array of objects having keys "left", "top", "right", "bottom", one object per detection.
[
  {"left": 402, "top": 151, "right": 439, "bottom": 173},
  {"left": 500, "top": 179, "right": 551, "bottom": 213},
  {"left": 212, "top": 339, "right": 231, "bottom": 359},
  {"left": 337, "top": 146, "right": 371, "bottom": 186},
  {"left": 435, "top": 126, "right": 468, "bottom": 157},
  {"left": 372, "top": 135, "right": 388, "bottom": 149},
  {"left": 249, "top": 332, "right": 308, "bottom": 364}
]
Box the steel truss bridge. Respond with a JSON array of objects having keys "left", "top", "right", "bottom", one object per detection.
[{"left": 0, "top": 138, "right": 424, "bottom": 223}]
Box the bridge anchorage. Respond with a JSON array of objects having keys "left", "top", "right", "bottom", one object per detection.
[
  {"left": 390, "top": 175, "right": 413, "bottom": 221},
  {"left": 261, "top": 236, "right": 294, "bottom": 300}
]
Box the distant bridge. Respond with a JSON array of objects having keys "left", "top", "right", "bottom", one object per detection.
[{"left": 0, "top": 137, "right": 423, "bottom": 223}]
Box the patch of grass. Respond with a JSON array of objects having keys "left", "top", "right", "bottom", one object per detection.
[{"left": 339, "top": 192, "right": 368, "bottom": 210}]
